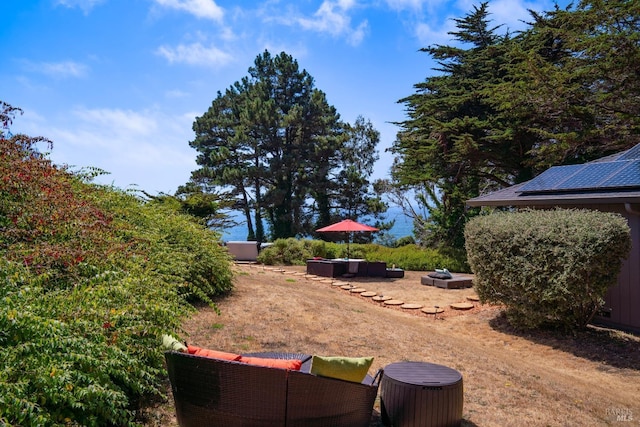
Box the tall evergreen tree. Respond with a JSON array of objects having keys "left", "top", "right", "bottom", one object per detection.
[
  {"left": 495, "top": 0, "right": 640, "bottom": 169},
  {"left": 333, "top": 116, "right": 382, "bottom": 220},
  {"left": 313, "top": 115, "right": 392, "bottom": 243},
  {"left": 189, "top": 51, "right": 383, "bottom": 240},
  {"left": 190, "top": 81, "right": 266, "bottom": 240},
  {"left": 392, "top": 3, "right": 507, "bottom": 248},
  {"left": 392, "top": 1, "right": 640, "bottom": 250}
]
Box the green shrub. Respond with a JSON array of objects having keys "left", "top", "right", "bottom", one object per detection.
[
  {"left": 362, "top": 244, "right": 468, "bottom": 272},
  {"left": 257, "top": 238, "right": 311, "bottom": 265},
  {"left": 395, "top": 235, "right": 416, "bottom": 247},
  {"left": 257, "top": 239, "right": 469, "bottom": 272},
  {"left": 465, "top": 209, "right": 631, "bottom": 331},
  {"left": 0, "top": 258, "right": 193, "bottom": 426},
  {"left": 0, "top": 111, "right": 234, "bottom": 426},
  {"left": 90, "top": 187, "right": 234, "bottom": 302}
]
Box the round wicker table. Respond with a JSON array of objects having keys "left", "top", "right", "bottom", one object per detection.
[{"left": 380, "top": 361, "right": 463, "bottom": 427}]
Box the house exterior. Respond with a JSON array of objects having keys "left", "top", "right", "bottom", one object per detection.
[{"left": 466, "top": 145, "right": 640, "bottom": 333}]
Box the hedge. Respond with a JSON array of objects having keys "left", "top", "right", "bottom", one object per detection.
[
  {"left": 465, "top": 209, "right": 631, "bottom": 331},
  {"left": 257, "top": 238, "right": 469, "bottom": 272}
]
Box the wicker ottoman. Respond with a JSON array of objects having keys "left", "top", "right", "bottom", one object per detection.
[{"left": 380, "top": 361, "right": 463, "bottom": 427}]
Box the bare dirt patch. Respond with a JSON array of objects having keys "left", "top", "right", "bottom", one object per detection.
[{"left": 155, "top": 264, "right": 640, "bottom": 426}]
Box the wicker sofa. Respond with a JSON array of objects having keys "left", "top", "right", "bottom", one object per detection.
[{"left": 165, "top": 351, "right": 381, "bottom": 427}]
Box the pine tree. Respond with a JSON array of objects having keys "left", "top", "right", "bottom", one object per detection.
[
  {"left": 189, "top": 51, "right": 383, "bottom": 240},
  {"left": 392, "top": 3, "right": 506, "bottom": 248}
]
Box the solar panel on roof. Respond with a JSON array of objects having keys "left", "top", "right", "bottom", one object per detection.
[
  {"left": 601, "top": 160, "right": 640, "bottom": 188},
  {"left": 517, "top": 166, "right": 573, "bottom": 192},
  {"left": 518, "top": 164, "right": 583, "bottom": 193},
  {"left": 618, "top": 144, "right": 640, "bottom": 161},
  {"left": 555, "top": 161, "right": 627, "bottom": 190},
  {"left": 518, "top": 159, "right": 640, "bottom": 194}
]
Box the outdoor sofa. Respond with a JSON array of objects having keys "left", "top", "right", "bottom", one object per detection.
[
  {"left": 305, "top": 258, "right": 348, "bottom": 277},
  {"left": 305, "top": 258, "right": 388, "bottom": 278},
  {"left": 165, "top": 350, "right": 381, "bottom": 427}
]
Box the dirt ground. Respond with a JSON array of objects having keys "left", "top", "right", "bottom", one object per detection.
[{"left": 154, "top": 263, "right": 640, "bottom": 426}]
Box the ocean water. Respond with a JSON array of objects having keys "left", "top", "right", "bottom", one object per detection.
[{"left": 220, "top": 206, "right": 414, "bottom": 243}]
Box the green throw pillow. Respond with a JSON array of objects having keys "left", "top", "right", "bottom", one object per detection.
[
  {"left": 310, "top": 355, "right": 374, "bottom": 383},
  {"left": 162, "top": 334, "right": 187, "bottom": 352}
]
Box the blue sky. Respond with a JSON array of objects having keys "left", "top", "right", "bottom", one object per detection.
[{"left": 2, "top": 0, "right": 569, "bottom": 194}]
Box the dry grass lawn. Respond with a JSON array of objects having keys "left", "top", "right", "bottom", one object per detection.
[{"left": 153, "top": 263, "right": 640, "bottom": 426}]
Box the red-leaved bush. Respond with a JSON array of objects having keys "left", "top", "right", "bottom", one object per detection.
[{"left": 1, "top": 104, "right": 126, "bottom": 286}]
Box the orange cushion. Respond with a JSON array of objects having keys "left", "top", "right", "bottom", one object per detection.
[
  {"left": 239, "top": 356, "right": 302, "bottom": 371},
  {"left": 187, "top": 345, "right": 241, "bottom": 361}
]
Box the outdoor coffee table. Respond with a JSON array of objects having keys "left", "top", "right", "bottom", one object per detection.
[{"left": 380, "top": 361, "right": 463, "bottom": 427}]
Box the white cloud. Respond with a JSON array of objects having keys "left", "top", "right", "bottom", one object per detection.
[
  {"left": 256, "top": 38, "right": 309, "bottom": 63},
  {"left": 23, "top": 60, "right": 89, "bottom": 78},
  {"left": 348, "top": 21, "right": 369, "bottom": 46},
  {"left": 54, "top": 0, "right": 105, "bottom": 14},
  {"left": 156, "top": 42, "right": 233, "bottom": 67},
  {"left": 71, "top": 108, "right": 158, "bottom": 138},
  {"left": 413, "top": 0, "right": 547, "bottom": 47},
  {"left": 487, "top": 0, "right": 548, "bottom": 33},
  {"left": 44, "top": 61, "right": 89, "bottom": 78},
  {"left": 20, "top": 106, "right": 198, "bottom": 193},
  {"left": 385, "top": 0, "right": 417, "bottom": 9},
  {"left": 297, "top": 0, "right": 369, "bottom": 46},
  {"left": 152, "top": 0, "right": 224, "bottom": 22},
  {"left": 165, "top": 89, "right": 190, "bottom": 98},
  {"left": 452, "top": 0, "right": 554, "bottom": 34},
  {"left": 414, "top": 16, "right": 458, "bottom": 46}
]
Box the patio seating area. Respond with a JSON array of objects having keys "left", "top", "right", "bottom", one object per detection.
[
  {"left": 306, "top": 258, "right": 398, "bottom": 278},
  {"left": 165, "top": 350, "right": 381, "bottom": 427}
]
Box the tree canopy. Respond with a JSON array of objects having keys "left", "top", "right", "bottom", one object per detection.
[
  {"left": 189, "top": 50, "right": 387, "bottom": 241},
  {"left": 391, "top": 0, "right": 640, "bottom": 249}
]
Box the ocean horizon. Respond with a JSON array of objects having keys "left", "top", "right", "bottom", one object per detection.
[{"left": 220, "top": 206, "right": 414, "bottom": 243}]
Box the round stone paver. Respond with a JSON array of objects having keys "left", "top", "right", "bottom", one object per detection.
[
  {"left": 401, "top": 303, "right": 423, "bottom": 310},
  {"left": 422, "top": 307, "right": 444, "bottom": 314},
  {"left": 373, "top": 295, "right": 392, "bottom": 302},
  {"left": 384, "top": 299, "right": 405, "bottom": 306},
  {"left": 451, "top": 302, "right": 474, "bottom": 310},
  {"left": 360, "top": 291, "right": 377, "bottom": 297}
]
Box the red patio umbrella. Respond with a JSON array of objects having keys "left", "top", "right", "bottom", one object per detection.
[{"left": 316, "top": 219, "right": 379, "bottom": 258}]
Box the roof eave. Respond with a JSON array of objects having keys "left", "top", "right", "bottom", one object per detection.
[{"left": 467, "top": 193, "right": 640, "bottom": 207}]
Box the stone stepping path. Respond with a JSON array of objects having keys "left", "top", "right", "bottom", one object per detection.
[{"left": 293, "top": 267, "right": 485, "bottom": 319}]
